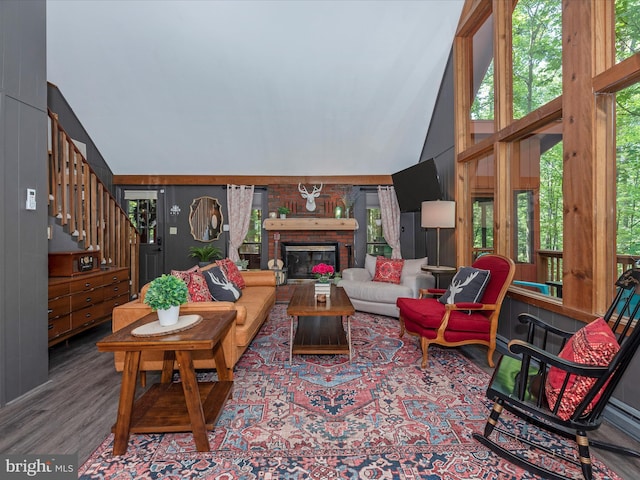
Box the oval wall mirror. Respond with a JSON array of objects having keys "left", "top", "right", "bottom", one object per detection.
[{"left": 189, "top": 196, "right": 223, "bottom": 242}]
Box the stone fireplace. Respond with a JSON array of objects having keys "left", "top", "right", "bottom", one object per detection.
[{"left": 282, "top": 242, "right": 339, "bottom": 279}]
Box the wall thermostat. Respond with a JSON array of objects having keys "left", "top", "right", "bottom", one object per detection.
[{"left": 26, "top": 188, "right": 36, "bottom": 210}]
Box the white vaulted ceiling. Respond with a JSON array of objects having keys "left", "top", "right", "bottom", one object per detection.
[{"left": 46, "top": 0, "right": 464, "bottom": 176}]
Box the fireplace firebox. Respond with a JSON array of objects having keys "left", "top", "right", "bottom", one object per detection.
[{"left": 282, "top": 242, "right": 339, "bottom": 280}]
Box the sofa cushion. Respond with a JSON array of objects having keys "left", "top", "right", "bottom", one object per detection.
[
  {"left": 400, "top": 257, "right": 428, "bottom": 283},
  {"left": 216, "top": 258, "right": 246, "bottom": 289},
  {"left": 171, "top": 266, "right": 212, "bottom": 302},
  {"left": 204, "top": 266, "right": 243, "bottom": 302},
  {"left": 545, "top": 317, "right": 619, "bottom": 420},
  {"left": 365, "top": 254, "right": 377, "bottom": 278},
  {"left": 438, "top": 266, "right": 490, "bottom": 305},
  {"left": 341, "top": 279, "right": 413, "bottom": 304},
  {"left": 373, "top": 257, "right": 404, "bottom": 284}
]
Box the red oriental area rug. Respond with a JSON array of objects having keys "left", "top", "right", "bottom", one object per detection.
[{"left": 79, "top": 305, "right": 622, "bottom": 479}]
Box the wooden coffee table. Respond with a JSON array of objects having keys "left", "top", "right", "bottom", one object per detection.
[
  {"left": 97, "top": 310, "right": 236, "bottom": 455},
  {"left": 287, "top": 283, "right": 355, "bottom": 362}
]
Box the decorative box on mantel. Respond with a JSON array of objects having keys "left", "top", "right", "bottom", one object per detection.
[{"left": 314, "top": 282, "right": 332, "bottom": 297}]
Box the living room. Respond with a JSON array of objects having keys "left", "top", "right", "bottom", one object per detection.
[{"left": 3, "top": 1, "right": 640, "bottom": 478}]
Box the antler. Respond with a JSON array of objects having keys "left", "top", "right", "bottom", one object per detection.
[
  {"left": 298, "top": 183, "right": 309, "bottom": 197},
  {"left": 311, "top": 183, "right": 323, "bottom": 196}
]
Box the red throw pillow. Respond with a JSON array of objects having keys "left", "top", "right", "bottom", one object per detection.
[
  {"left": 544, "top": 317, "right": 619, "bottom": 420},
  {"left": 171, "top": 266, "right": 212, "bottom": 302},
  {"left": 216, "top": 258, "right": 246, "bottom": 289},
  {"left": 372, "top": 257, "right": 404, "bottom": 284}
]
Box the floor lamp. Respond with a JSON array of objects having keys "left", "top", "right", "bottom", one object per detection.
[{"left": 421, "top": 200, "right": 456, "bottom": 267}]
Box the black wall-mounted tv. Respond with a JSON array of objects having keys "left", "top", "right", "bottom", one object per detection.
[{"left": 391, "top": 159, "right": 442, "bottom": 212}]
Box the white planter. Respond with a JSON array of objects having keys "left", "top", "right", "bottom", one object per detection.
[{"left": 157, "top": 305, "right": 180, "bottom": 326}]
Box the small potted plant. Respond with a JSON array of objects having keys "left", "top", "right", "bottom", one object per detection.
[
  {"left": 277, "top": 206, "right": 291, "bottom": 219},
  {"left": 144, "top": 274, "right": 189, "bottom": 326},
  {"left": 188, "top": 245, "right": 223, "bottom": 267}
]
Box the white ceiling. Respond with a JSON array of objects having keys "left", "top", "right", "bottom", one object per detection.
[{"left": 46, "top": 0, "right": 463, "bottom": 177}]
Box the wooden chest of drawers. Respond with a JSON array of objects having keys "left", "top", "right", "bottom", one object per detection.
[{"left": 48, "top": 267, "right": 130, "bottom": 346}]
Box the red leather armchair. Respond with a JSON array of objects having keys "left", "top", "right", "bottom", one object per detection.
[{"left": 397, "top": 254, "right": 515, "bottom": 368}]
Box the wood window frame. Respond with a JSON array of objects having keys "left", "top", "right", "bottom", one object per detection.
[{"left": 454, "top": 0, "right": 629, "bottom": 317}]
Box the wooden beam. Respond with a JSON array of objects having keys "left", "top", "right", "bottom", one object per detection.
[
  {"left": 112, "top": 175, "right": 392, "bottom": 186},
  {"left": 562, "top": 0, "right": 595, "bottom": 311}
]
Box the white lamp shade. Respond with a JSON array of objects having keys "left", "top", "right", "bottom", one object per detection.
[{"left": 421, "top": 200, "right": 456, "bottom": 228}]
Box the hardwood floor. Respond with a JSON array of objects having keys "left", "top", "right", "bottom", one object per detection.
[{"left": 1, "top": 321, "right": 639, "bottom": 479}]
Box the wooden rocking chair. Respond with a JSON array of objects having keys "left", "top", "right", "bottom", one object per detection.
[{"left": 474, "top": 266, "right": 640, "bottom": 480}]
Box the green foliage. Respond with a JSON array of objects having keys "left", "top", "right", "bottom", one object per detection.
[
  {"left": 188, "top": 245, "right": 222, "bottom": 262},
  {"left": 144, "top": 274, "right": 188, "bottom": 311},
  {"left": 277, "top": 206, "right": 291, "bottom": 215},
  {"left": 512, "top": 0, "right": 562, "bottom": 119}
]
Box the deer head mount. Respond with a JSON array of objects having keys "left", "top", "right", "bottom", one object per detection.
[{"left": 298, "top": 183, "right": 323, "bottom": 211}]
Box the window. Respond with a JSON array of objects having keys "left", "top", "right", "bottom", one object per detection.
[
  {"left": 365, "top": 192, "right": 390, "bottom": 257},
  {"left": 473, "top": 196, "right": 494, "bottom": 259},
  {"left": 616, "top": 0, "right": 640, "bottom": 63},
  {"left": 469, "top": 154, "right": 495, "bottom": 260},
  {"left": 125, "top": 190, "right": 157, "bottom": 244},
  {"left": 512, "top": 0, "right": 562, "bottom": 119},
  {"left": 239, "top": 192, "right": 262, "bottom": 269},
  {"left": 616, "top": 83, "right": 640, "bottom": 273},
  {"left": 470, "top": 13, "right": 495, "bottom": 143}
]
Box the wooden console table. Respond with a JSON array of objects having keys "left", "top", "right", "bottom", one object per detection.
[{"left": 97, "top": 310, "right": 236, "bottom": 455}]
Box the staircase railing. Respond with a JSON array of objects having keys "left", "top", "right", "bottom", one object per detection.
[{"left": 47, "top": 110, "right": 140, "bottom": 295}]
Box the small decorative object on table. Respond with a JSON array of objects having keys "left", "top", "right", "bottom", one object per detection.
[
  {"left": 143, "top": 274, "right": 189, "bottom": 326},
  {"left": 312, "top": 263, "right": 335, "bottom": 297}
]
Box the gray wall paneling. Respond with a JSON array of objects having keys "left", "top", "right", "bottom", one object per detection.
[{"left": 0, "top": 0, "right": 49, "bottom": 405}]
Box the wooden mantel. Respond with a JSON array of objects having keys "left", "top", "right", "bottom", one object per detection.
[{"left": 263, "top": 218, "right": 358, "bottom": 231}]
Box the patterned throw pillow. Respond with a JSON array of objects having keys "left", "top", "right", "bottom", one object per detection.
[
  {"left": 545, "top": 317, "right": 619, "bottom": 420},
  {"left": 171, "top": 266, "right": 212, "bottom": 302},
  {"left": 216, "top": 258, "right": 246, "bottom": 289},
  {"left": 204, "top": 266, "right": 242, "bottom": 302},
  {"left": 372, "top": 257, "right": 404, "bottom": 284},
  {"left": 438, "top": 266, "right": 490, "bottom": 305}
]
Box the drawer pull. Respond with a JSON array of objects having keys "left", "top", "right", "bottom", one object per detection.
[
  {"left": 85, "top": 282, "right": 91, "bottom": 288},
  {"left": 86, "top": 298, "right": 92, "bottom": 303},
  {"left": 48, "top": 324, "right": 54, "bottom": 330},
  {"left": 85, "top": 313, "right": 92, "bottom": 318},
  {"left": 48, "top": 309, "right": 53, "bottom": 314},
  {"left": 113, "top": 286, "right": 119, "bottom": 292}
]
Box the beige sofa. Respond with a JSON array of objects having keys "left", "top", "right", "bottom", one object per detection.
[
  {"left": 338, "top": 255, "right": 434, "bottom": 318},
  {"left": 111, "top": 268, "right": 276, "bottom": 375}
]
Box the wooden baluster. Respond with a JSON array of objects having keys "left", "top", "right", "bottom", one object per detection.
[
  {"left": 110, "top": 198, "right": 117, "bottom": 265},
  {"left": 48, "top": 114, "right": 59, "bottom": 210},
  {"left": 60, "top": 136, "right": 69, "bottom": 226},
  {"left": 75, "top": 152, "right": 84, "bottom": 241},
  {"left": 98, "top": 183, "right": 104, "bottom": 263},
  {"left": 90, "top": 173, "right": 98, "bottom": 251},
  {"left": 67, "top": 144, "right": 77, "bottom": 237},
  {"left": 83, "top": 167, "right": 91, "bottom": 247}
]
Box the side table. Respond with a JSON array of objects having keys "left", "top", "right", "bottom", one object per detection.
[
  {"left": 97, "top": 309, "right": 236, "bottom": 455},
  {"left": 420, "top": 265, "right": 457, "bottom": 289}
]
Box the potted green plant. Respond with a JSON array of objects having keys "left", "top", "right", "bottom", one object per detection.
[
  {"left": 278, "top": 206, "right": 291, "bottom": 219},
  {"left": 188, "top": 245, "right": 223, "bottom": 267},
  {"left": 143, "top": 274, "right": 189, "bottom": 326}
]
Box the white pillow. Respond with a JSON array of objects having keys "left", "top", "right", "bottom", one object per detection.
[
  {"left": 365, "top": 254, "right": 377, "bottom": 278},
  {"left": 401, "top": 257, "right": 428, "bottom": 278}
]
